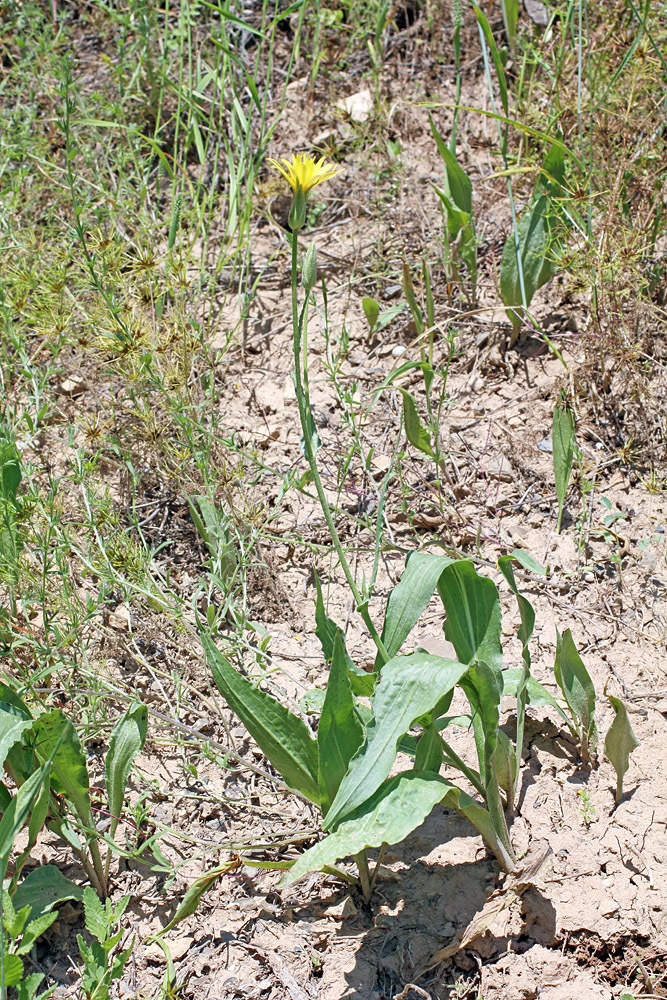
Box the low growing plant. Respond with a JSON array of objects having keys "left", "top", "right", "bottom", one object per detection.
[
  {"left": 202, "top": 151, "right": 640, "bottom": 899},
  {"left": 0, "top": 689, "right": 147, "bottom": 897}
]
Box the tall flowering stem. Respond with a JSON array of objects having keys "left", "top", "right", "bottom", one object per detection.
[{"left": 275, "top": 154, "right": 389, "bottom": 665}]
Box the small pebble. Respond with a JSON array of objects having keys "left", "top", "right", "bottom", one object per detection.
[
  {"left": 583, "top": 571, "right": 595, "bottom": 583},
  {"left": 391, "top": 344, "right": 406, "bottom": 357}
]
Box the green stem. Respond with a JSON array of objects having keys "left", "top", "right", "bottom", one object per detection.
[
  {"left": 369, "top": 842, "right": 388, "bottom": 894},
  {"left": 354, "top": 849, "right": 372, "bottom": 902},
  {"left": 439, "top": 738, "right": 485, "bottom": 799},
  {"left": 289, "top": 232, "right": 390, "bottom": 664}
]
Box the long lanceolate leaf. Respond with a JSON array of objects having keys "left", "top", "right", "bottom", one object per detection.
[
  {"left": 460, "top": 663, "right": 514, "bottom": 864},
  {"left": 437, "top": 560, "right": 503, "bottom": 673},
  {"left": 317, "top": 633, "right": 365, "bottom": 816},
  {"left": 500, "top": 142, "right": 569, "bottom": 334},
  {"left": 105, "top": 704, "right": 148, "bottom": 843},
  {"left": 374, "top": 551, "right": 459, "bottom": 671},
  {"left": 552, "top": 392, "right": 575, "bottom": 533},
  {"left": 498, "top": 552, "right": 538, "bottom": 806},
  {"left": 554, "top": 629, "right": 597, "bottom": 763},
  {"left": 104, "top": 703, "right": 148, "bottom": 885},
  {"left": 202, "top": 631, "right": 321, "bottom": 804},
  {"left": 284, "top": 771, "right": 515, "bottom": 886},
  {"left": 324, "top": 653, "right": 469, "bottom": 831}
]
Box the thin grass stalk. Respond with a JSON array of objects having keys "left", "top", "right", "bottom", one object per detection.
[{"left": 289, "top": 235, "right": 390, "bottom": 664}]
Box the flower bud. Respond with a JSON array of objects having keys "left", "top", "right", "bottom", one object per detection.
[
  {"left": 301, "top": 243, "right": 318, "bottom": 292},
  {"left": 288, "top": 184, "right": 307, "bottom": 231}
]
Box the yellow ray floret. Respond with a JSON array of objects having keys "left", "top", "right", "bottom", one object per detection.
[{"left": 268, "top": 153, "right": 342, "bottom": 194}]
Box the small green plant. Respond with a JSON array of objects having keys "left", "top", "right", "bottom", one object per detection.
[
  {"left": 76, "top": 888, "right": 133, "bottom": 1000},
  {"left": 0, "top": 889, "right": 57, "bottom": 999},
  {"left": 577, "top": 787, "right": 596, "bottom": 826},
  {"left": 599, "top": 496, "right": 629, "bottom": 585},
  {"left": 429, "top": 115, "right": 477, "bottom": 303},
  {"left": 554, "top": 628, "right": 598, "bottom": 765},
  {"left": 0, "top": 689, "right": 147, "bottom": 897},
  {"left": 604, "top": 688, "right": 640, "bottom": 805},
  {"left": 500, "top": 141, "right": 571, "bottom": 341},
  {"left": 552, "top": 389, "right": 575, "bottom": 533}
]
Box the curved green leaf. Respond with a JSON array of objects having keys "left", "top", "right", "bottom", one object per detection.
[
  {"left": 203, "top": 631, "right": 320, "bottom": 803},
  {"left": 375, "top": 551, "right": 459, "bottom": 670},
  {"left": 284, "top": 771, "right": 514, "bottom": 885},
  {"left": 105, "top": 704, "right": 148, "bottom": 842},
  {"left": 604, "top": 694, "right": 639, "bottom": 804},
  {"left": 324, "top": 653, "right": 468, "bottom": 830},
  {"left": 284, "top": 772, "right": 449, "bottom": 885},
  {"left": 318, "top": 633, "right": 365, "bottom": 816},
  {"left": 437, "top": 561, "right": 503, "bottom": 672}
]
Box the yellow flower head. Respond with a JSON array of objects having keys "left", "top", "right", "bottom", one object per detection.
[{"left": 268, "top": 153, "right": 342, "bottom": 195}]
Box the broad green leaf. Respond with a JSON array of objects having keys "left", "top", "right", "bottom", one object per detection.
[
  {"left": 414, "top": 725, "right": 443, "bottom": 773},
  {"left": 604, "top": 694, "right": 639, "bottom": 804},
  {"left": 0, "top": 441, "right": 21, "bottom": 504},
  {"left": 15, "top": 910, "right": 58, "bottom": 956},
  {"left": 318, "top": 633, "right": 365, "bottom": 816},
  {"left": 429, "top": 115, "right": 473, "bottom": 213},
  {"left": 375, "top": 551, "right": 459, "bottom": 670},
  {"left": 0, "top": 765, "right": 50, "bottom": 877},
  {"left": 284, "top": 772, "right": 451, "bottom": 884},
  {"left": 314, "top": 574, "right": 374, "bottom": 696},
  {"left": 105, "top": 703, "right": 148, "bottom": 842},
  {"left": 437, "top": 561, "right": 503, "bottom": 673},
  {"left": 153, "top": 857, "right": 240, "bottom": 936},
  {"left": 32, "top": 709, "right": 94, "bottom": 834},
  {"left": 2, "top": 953, "right": 24, "bottom": 986},
  {"left": 362, "top": 296, "right": 380, "bottom": 332},
  {"left": 552, "top": 392, "right": 575, "bottom": 533},
  {"left": 284, "top": 771, "right": 513, "bottom": 885},
  {"left": 554, "top": 628, "right": 598, "bottom": 759},
  {"left": 470, "top": 1, "right": 508, "bottom": 116},
  {"left": 82, "top": 886, "right": 108, "bottom": 942},
  {"left": 11, "top": 865, "right": 85, "bottom": 919},
  {"left": 324, "top": 653, "right": 469, "bottom": 830},
  {"left": 203, "top": 631, "right": 321, "bottom": 804},
  {"left": 400, "top": 390, "right": 434, "bottom": 459},
  {"left": 17, "top": 971, "right": 55, "bottom": 1000},
  {"left": 0, "top": 713, "right": 33, "bottom": 773},
  {"left": 0, "top": 691, "right": 37, "bottom": 789}
]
